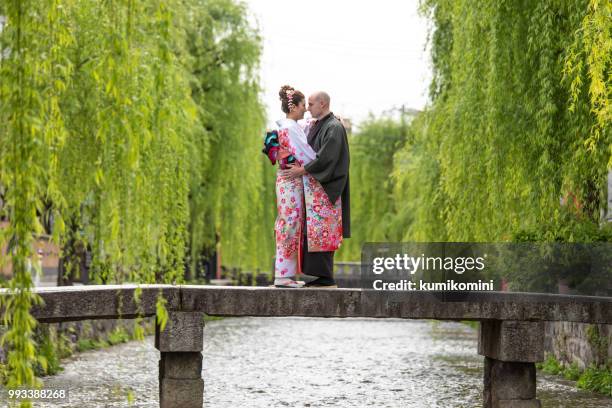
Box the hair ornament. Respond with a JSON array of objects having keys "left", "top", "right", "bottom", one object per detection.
[{"left": 286, "top": 89, "right": 296, "bottom": 112}]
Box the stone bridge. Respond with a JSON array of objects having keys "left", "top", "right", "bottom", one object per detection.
[{"left": 13, "top": 285, "right": 612, "bottom": 408}]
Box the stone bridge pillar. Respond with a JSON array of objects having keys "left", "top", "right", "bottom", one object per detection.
[
  {"left": 478, "top": 320, "right": 544, "bottom": 408},
  {"left": 155, "top": 311, "right": 205, "bottom": 408}
]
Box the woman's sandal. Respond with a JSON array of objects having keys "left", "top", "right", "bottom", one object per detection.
[{"left": 273, "top": 278, "right": 305, "bottom": 288}]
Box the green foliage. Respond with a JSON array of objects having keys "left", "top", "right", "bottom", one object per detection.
[
  {"left": 389, "top": 0, "right": 611, "bottom": 243},
  {"left": 502, "top": 213, "right": 611, "bottom": 295},
  {"left": 390, "top": 112, "right": 448, "bottom": 242},
  {"left": 337, "top": 112, "right": 413, "bottom": 260},
  {"left": 70, "top": 326, "right": 136, "bottom": 352},
  {"left": 107, "top": 327, "right": 130, "bottom": 346},
  {"left": 155, "top": 294, "right": 169, "bottom": 331},
  {"left": 132, "top": 318, "right": 145, "bottom": 342},
  {"left": 0, "top": 0, "right": 50, "bottom": 398},
  {"left": 460, "top": 321, "right": 479, "bottom": 330},
  {"left": 76, "top": 338, "right": 108, "bottom": 352},
  {"left": 538, "top": 354, "right": 612, "bottom": 396},
  {"left": 334, "top": 0, "right": 611, "bottom": 299},
  {"left": 0, "top": 0, "right": 270, "bottom": 394},
  {"left": 184, "top": 0, "right": 273, "bottom": 273},
  {"left": 540, "top": 355, "right": 583, "bottom": 381},
  {"left": 585, "top": 324, "right": 609, "bottom": 362},
  {"left": 538, "top": 354, "right": 566, "bottom": 376},
  {"left": 330, "top": 0, "right": 610, "bottom": 261},
  {"left": 33, "top": 327, "right": 72, "bottom": 377},
  {"left": 564, "top": 0, "right": 612, "bottom": 166},
  {"left": 126, "top": 388, "right": 136, "bottom": 405},
  {"left": 513, "top": 211, "right": 612, "bottom": 243},
  {"left": 564, "top": 362, "right": 583, "bottom": 381},
  {"left": 35, "top": 333, "right": 63, "bottom": 377},
  {"left": 577, "top": 365, "right": 612, "bottom": 396}
]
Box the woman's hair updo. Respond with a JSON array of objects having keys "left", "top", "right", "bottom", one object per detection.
[{"left": 279, "top": 85, "right": 305, "bottom": 114}]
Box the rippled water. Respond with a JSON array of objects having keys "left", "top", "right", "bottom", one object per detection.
[{"left": 8, "top": 318, "right": 611, "bottom": 407}]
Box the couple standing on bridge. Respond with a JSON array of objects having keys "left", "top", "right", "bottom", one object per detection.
[{"left": 263, "top": 85, "right": 350, "bottom": 288}]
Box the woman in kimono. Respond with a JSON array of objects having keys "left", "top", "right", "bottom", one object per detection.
[
  {"left": 271, "top": 85, "right": 343, "bottom": 288},
  {"left": 271, "top": 85, "right": 314, "bottom": 287}
]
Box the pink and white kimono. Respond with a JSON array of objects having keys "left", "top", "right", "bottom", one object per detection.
[{"left": 274, "top": 118, "right": 343, "bottom": 279}]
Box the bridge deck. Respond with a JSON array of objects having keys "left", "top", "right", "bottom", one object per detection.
[{"left": 4, "top": 284, "right": 608, "bottom": 324}]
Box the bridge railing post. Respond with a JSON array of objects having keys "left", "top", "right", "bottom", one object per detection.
[
  {"left": 155, "top": 311, "right": 205, "bottom": 408},
  {"left": 478, "top": 320, "right": 544, "bottom": 408}
]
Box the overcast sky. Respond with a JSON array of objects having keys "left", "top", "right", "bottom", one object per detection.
[{"left": 243, "top": 0, "right": 432, "bottom": 128}]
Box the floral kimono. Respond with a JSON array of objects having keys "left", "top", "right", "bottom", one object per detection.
[{"left": 272, "top": 118, "right": 343, "bottom": 279}]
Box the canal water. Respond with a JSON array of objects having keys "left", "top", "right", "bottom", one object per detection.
[{"left": 18, "top": 318, "right": 612, "bottom": 407}]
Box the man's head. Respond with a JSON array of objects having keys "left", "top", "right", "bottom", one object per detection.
[{"left": 307, "top": 91, "right": 331, "bottom": 119}]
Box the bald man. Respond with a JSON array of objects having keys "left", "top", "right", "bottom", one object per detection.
[{"left": 281, "top": 91, "right": 351, "bottom": 288}]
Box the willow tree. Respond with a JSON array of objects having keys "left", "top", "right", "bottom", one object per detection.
[
  {"left": 0, "top": 0, "right": 270, "bottom": 396},
  {"left": 0, "top": 0, "right": 197, "bottom": 393},
  {"left": 52, "top": 0, "right": 199, "bottom": 284},
  {"left": 392, "top": 0, "right": 611, "bottom": 242},
  {"left": 336, "top": 113, "right": 413, "bottom": 261},
  {"left": 185, "top": 0, "right": 274, "bottom": 275},
  {"left": 0, "top": 0, "right": 55, "bottom": 393}
]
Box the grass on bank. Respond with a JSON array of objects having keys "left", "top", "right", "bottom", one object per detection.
[{"left": 537, "top": 354, "right": 612, "bottom": 397}]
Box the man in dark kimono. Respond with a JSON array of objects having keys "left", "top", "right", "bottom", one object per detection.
[{"left": 281, "top": 91, "right": 350, "bottom": 288}]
